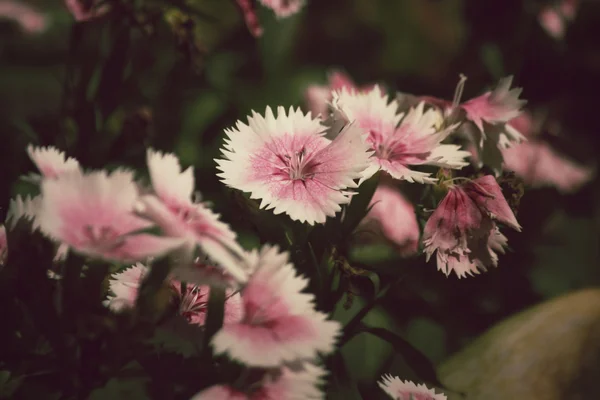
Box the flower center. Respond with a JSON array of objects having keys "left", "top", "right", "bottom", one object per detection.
[
  {"left": 83, "top": 225, "right": 125, "bottom": 251},
  {"left": 278, "top": 147, "right": 317, "bottom": 181}
]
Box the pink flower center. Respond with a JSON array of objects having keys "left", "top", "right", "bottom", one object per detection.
[
  {"left": 179, "top": 286, "right": 208, "bottom": 320},
  {"left": 83, "top": 225, "right": 125, "bottom": 251},
  {"left": 370, "top": 130, "right": 406, "bottom": 161},
  {"left": 275, "top": 147, "right": 318, "bottom": 181}
]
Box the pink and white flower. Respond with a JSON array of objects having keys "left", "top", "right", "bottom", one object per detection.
[
  {"left": 36, "top": 169, "right": 184, "bottom": 262},
  {"left": 216, "top": 106, "right": 372, "bottom": 225},
  {"left": 356, "top": 185, "right": 419, "bottom": 256},
  {"left": 138, "top": 150, "right": 247, "bottom": 281},
  {"left": 27, "top": 145, "right": 81, "bottom": 179},
  {"left": 65, "top": 0, "right": 109, "bottom": 22},
  {"left": 378, "top": 375, "right": 446, "bottom": 400},
  {"left": 0, "top": 1, "right": 47, "bottom": 34},
  {"left": 191, "top": 364, "right": 326, "bottom": 400},
  {"left": 106, "top": 263, "right": 243, "bottom": 325},
  {"left": 0, "top": 225, "right": 7, "bottom": 265},
  {"left": 422, "top": 175, "right": 520, "bottom": 278},
  {"left": 259, "top": 0, "right": 305, "bottom": 19},
  {"left": 332, "top": 86, "right": 469, "bottom": 184},
  {"left": 211, "top": 245, "right": 340, "bottom": 368}
]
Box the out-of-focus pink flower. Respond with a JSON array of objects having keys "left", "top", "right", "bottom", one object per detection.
[
  {"left": 0, "top": 1, "right": 47, "bottom": 34},
  {"left": 64, "top": 0, "right": 109, "bottom": 22},
  {"left": 0, "top": 225, "right": 7, "bottom": 265},
  {"left": 356, "top": 185, "right": 419, "bottom": 256},
  {"left": 27, "top": 145, "right": 81, "bottom": 179},
  {"left": 138, "top": 150, "right": 246, "bottom": 282},
  {"left": 333, "top": 86, "right": 469, "bottom": 184},
  {"left": 259, "top": 0, "right": 305, "bottom": 18},
  {"left": 423, "top": 175, "right": 520, "bottom": 278},
  {"left": 211, "top": 245, "right": 340, "bottom": 368},
  {"left": 539, "top": 7, "right": 565, "bottom": 39},
  {"left": 560, "top": 0, "right": 579, "bottom": 20},
  {"left": 216, "top": 107, "right": 372, "bottom": 225},
  {"left": 502, "top": 140, "right": 593, "bottom": 194},
  {"left": 305, "top": 70, "right": 374, "bottom": 119},
  {"left": 36, "top": 169, "right": 184, "bottom": 262},
  {"left": 236, "top": 0, "right": 263, "bottom": 37},
  {"left": 191, "top": 364, "right": 326, "bottom": 400},
  {"left": 378, "top": 375, "right": 446, "bottom": 400},
  {"left": 106, "top": 262, "right": 243, "bottom": 325}
]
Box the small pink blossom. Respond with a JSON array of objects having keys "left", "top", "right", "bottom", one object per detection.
[
  {"left": 259, "top": 0, "right": 305, "bottom": 19},
  {"left": 356, "top": 185, "right": 419, "bottom": 256},
  {"left": 211, "top": 245, "right": 340, "bottom": 368},
  {"left": 378, "top": 375, "right": 446, "bottom": 400},
  {"left": 36, "top": 169, "right": 184, "bottom": 262},
  {"left": 27, "top": 145, "right": 81, "bottom": 179},
  {"left": 64, "top": 0, "right": 109, "bottom": 22},
  {"left": 0, "top": 1, "right": 47, "bottom": 34},
  {"left": 332, "top": 86, "right": 469, "bottom": 184},
  {"left": 236, "top": 0, "right": 263, "bottom": 37},
  {"left": 0, "top": 225, "right": 7, "bottom": 265},
  {"left": 423, "top": 175, "right": 520, "bottom": 278},
  {"left": 138, "top": 150, "right": 246, "bottom": 281},
  {"left": 106, "top": 263, "right": 243, "bottom": 325},
  {"left": 191, "top": 364, "right": 326, "bottom": 400},
  {"left": 216, "top": 106, "right": 372, "bottom": 225}
]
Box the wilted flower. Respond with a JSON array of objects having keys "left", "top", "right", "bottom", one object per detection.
[
  {"left": 332, "top": 86, "right": 469, "bottom": 184},
  {"left": 0, "top": 225, "right": 7, "bottom": 265},
  {"left": 356, "top": 185, "right": 419, "bottom": 256},
  {"left": 259, "top": 0, "right": 305, "bottom": 18},
  {"left": 0, "top": 1, "right": 47, "bottom": 33},
  {"left": 216, "top": 106, "right": 371, "bottom": 225},
  {"left": 191, "top": 364, "right": 326, "bottom": 400},
  {"left": 27, "top": 145, "right": 81, "bottom": 180},
  {"left": 64, "top": 0, "right": 109, "bottom": 21},
  {"left": 106, "top": 263, "right": 243, "bottom": 325},
  {"left": 378, "top": 375, "right": 446, "bottom": 400},
  {"left": 36, "top": 169, "right": 184, "bottom": 262},
  {"left": 138, "top": 150, "right": 246, "bottom": 281},
  {"left": 423, "top": 175, "right": 521, "bottom": 278},
  {"left": 211, "top": 245, "right": 340, "bottom": 367}
]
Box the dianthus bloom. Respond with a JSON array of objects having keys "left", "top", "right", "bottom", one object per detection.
[
  {"left": 36, "top": 169, "right": 184, "bottom": 262},
  {"left": 422, "top": 175, "right": 521, "bottom": 278},
  {"left": 259, "top": 0, "right": 305, "bottom": 18},
  {"left": 211, "top": 245, "right": 340, "bottom": 367},
  {"left": 356, "top": 185, "right": 419, "bottom": 256},
  {"left": 105, "top": 263, "right": 243, "bottom": 325},
  {"left": 27, "top": 145, "right": 81, "bottom": 180},
  {"left": 191, "top": 364, "right": 326, "bottom": 400},
  {"left": 332, "top": 86, "right": 469, "bottom": 184},
  {"left": 216, "top": 106, "right": 372, "bottom": 225},
  {"left": 378, "top": 375, "right": 446, "bottom": 400},
  {"left": 64, "top": 0, "right": 109, "bottom": 21},
  {"left": 501, "top": 114, "right": 593, "bottom": 193},
  {"left": 138, "top": 150, "right": 247, "bottom": 281}
]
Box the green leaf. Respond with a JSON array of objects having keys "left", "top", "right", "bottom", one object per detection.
[
  {"left": 147, "top": 317, "right": 204, "bottom": 358},
  {"left": 88, "top": 377, "right": 148, "bottom": 400},
  {"left": 342, "top": 173, "right": 380, "bottom": 236},
  {"left": 202, "top": 286, "right": 226, "bottom": 351},
  {"left": 327, "top": 353, "right": 363, "bottom": 400}
]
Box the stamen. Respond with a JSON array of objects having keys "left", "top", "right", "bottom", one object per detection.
[{"left": 452, "top": 74, "right": 468, "bottom": 109}]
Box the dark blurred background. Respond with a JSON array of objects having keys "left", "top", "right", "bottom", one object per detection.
[{"left": 1, "top": 0, "right": 599, "bottom": 385}]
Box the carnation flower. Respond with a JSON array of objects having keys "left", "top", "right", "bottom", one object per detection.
[
  {"left": 64, "top": 0, "right": 109, "bottom": 21},
  {"left": 106, "top": 263, "right": 243, "bottom": 325},
  {"left": 378, "top": 375, "right": 446, "bottom": 400},
  {"left": 422, "top": 175, "right": 520, "bottom": 278},
  {"left": 0, "top": 225, "right": 7, "bottom": 265},
  {"left": 0, "top": 1, "right": 47, "bottom": 34},
  {"left": 305, "top": 70, "right": 371, "bottom": 119},
  {"left": 138, "top": 150, "right": 247, "bottom": 282},
  {"left": 191, "top": 364, "right": 326, "bottom": 400},
  {"left": 356, "top": 185, "right": 419, "bottom": 256},
  {"left": 211, "top": 245, "right": 340, "bottom": 368},
  {"left": 216, "top": 106, "right": 372, "bottom": 225},
  {"left": 36, "top": 169, "right": 184, "bottom": 262},
  {"left": 332, "top": 86, "right": 469, "bottom": 184},
  {"left": 259, "top": 0, "right": 305, "bottom": 18},
  {"left": 27, "top": 145, "right": 81, "bottom": 180}
]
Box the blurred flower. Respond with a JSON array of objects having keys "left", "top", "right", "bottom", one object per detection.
[
  {"left": 332, "top": 86, "right": 469, "bottom": 184},
  {"left": 356, "top": 185, "right": 419, "bottom": 256},
  {"left": 138, "top": 150, "right": 247, "bottom": 282},
  {"left": 211, "top": 245, "right": 340, "bottom": 367},
  {"left": 236, "top": 0, "right": 263, "bottom": 37},
  {"left": 64, "top": 0, "right": 109, "bottom": 22},
  {"left": 0, "top": 225, "right": 7, "bottom": 265},
  {"left": 423, "top": 175, "right": 520, "bottom": 278},
  {"left": 0, "top": 1, "right": 47, "bottom": 34},
  {"left": 216, "top": 106, "right": 371, "bottom": 225},
  {"left": 27, "top": 145, "right": 81, "bottom": 180},
  {"left": 37, "top": 169, "right": 184, "bottom": 262},
  {"left": 191, "top": 364, "right": 326, "bottom": 400},
  {"left": 5, "top": 195, "right": 41, "bottom": 230},
  {"left": 305, "top": 70, "right": 373, "bottom": 119},
  {"left": 378, "top": 375, "right": 446, "bottom": 400},
  {"left": 106, "top": 263, "right": 243, "bottom": 325},
  {"left": 259, "top": 0, "right": 305, "bottom": 18},
  {"left": 538, "top": 0, "right": 579, "bottom": 39}
]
